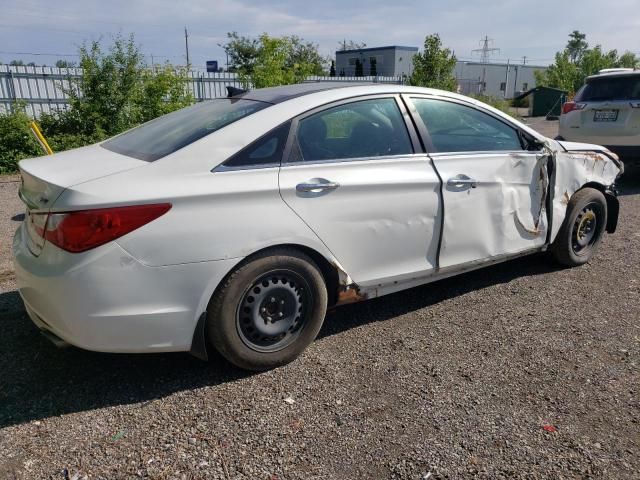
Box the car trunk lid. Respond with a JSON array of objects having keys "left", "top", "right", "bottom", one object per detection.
[{"left": 18, "top": 144, "right": 147, "bottom": 256}]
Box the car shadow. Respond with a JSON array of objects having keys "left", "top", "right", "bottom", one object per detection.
[
  {"left": 0, "top": 252, "right": 562, "bottom": 428},
  {"left": 618, "top": 169, "right": 640, "bottom": 196}
]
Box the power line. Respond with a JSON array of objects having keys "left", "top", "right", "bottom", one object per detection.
[{"left": 0, "top": 50, "right": 79, "bottom": 57}]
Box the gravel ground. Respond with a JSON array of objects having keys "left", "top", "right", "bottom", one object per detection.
[{"left": 1, "top": 130, "right": 639, "bottom": 479}]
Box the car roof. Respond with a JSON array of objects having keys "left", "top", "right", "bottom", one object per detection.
[
  {"left": 232, "top": 83, "right": 546, "bottom": 144},
  {"left": 586, "top": 69, "right": 640, "bottom": 81},
  {"left": 237, "top": 82, "right": 374, "bottom": 104}
]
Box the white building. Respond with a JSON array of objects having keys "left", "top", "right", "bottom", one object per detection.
[
  {"left": 455, "top": 61, "right": 548, "bottom": 98},
  {"left": 335, "top": 46, "right": 418, "bottom": 77}
]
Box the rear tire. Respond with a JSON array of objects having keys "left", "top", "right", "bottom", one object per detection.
[
  {"left": 206, "top": 248, "right": 328, "bottom": 371},
  {"left": 552, "top": 187, "right": 607, "bottom": 266}
]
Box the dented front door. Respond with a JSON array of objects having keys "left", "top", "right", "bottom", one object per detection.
[
  {"left": 405, "top": 96, "right": 548, "bottom": 270},
  {"left": 431, "top": 151, "right": 548, "bottom": 269}
]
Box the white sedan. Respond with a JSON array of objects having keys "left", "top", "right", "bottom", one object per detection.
[{"left": 13, "top": 83, "right": 623, "bottom": 370}]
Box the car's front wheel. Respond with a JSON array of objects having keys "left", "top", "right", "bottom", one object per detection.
[
  {"left": 206, "top": 248, "right": 328, "bottom": 370},
  {"left": 552, "top": 187, "right": 608, "bottom": 266}
]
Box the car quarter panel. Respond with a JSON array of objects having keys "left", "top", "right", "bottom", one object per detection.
[{"left": 57, "top": 166, "right": 340, "bottom": 268}]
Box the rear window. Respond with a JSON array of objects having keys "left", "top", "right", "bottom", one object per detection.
[
  {"left": 576, "top": 75, "right": 640, "bottom": 102},
  {"left": 102, "top": 99, "right": 270, "bottom": 161}
]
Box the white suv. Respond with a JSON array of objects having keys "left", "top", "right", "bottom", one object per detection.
[{"left": 559, "top": 69, "right": 640, "bottom": 166}]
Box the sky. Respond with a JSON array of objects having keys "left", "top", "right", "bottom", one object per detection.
[{"left": 1, "top": 0, "right": 639, "bottom": 70}]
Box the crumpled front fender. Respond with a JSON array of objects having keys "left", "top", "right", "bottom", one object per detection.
[{"left": 547, "top": 140, "right": 622, "bottom": 243}]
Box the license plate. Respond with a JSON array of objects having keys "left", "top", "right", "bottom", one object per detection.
[{"left": 593, "top": 110, "right": 618, "bottom": 122}]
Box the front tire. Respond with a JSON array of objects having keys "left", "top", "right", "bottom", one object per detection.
[
  {"left": 552, "top": 187, "right": 607, "bottom": 266},
  {"left": 207, "top": 249, "right": 328, "bottom": 371}
]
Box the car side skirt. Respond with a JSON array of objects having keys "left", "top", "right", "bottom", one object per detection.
[{"left": 338, "top": 246, "right": 546, "bottom": 305}]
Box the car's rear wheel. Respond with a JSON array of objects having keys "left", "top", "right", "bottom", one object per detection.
[
  {"left": 552, "top": 187, "right": 607, "bottom": 266},
  {"left": 206, "top": 248, "right": 328, "bottom": 370}
]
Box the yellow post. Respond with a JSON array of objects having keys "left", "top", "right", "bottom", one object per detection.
[{"left": 29, "top": 121, "right": 53, "bottom": 155}]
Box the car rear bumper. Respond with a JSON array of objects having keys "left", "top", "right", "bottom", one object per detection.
[{"left": 12, "top": 223, "right": 238, "bottom": 354}]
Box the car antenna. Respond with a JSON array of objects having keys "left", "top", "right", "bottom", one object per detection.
[{"left": 227, "top": 86, "right": 248, "bottom": 97}]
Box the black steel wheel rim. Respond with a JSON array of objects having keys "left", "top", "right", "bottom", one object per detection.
[
  {"left": 236, "top": 269, "right": 313, "bottom": 353},
  {"left": 571, "top": 202, "right": 601, "bottom": 256}
]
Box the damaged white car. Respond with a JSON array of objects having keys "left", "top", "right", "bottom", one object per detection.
[{"left": 13, "top": 83, "right": 623, "bottom": 370}]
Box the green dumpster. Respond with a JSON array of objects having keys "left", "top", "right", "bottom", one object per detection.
[{"left": 515, "top": 86, "right": 567, "bottom": 119}]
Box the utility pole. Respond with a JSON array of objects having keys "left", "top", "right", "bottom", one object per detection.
[
  {"left": 184, "top": 27, "right": 190, "bottom": 69},
  {"left": 522, "top": 56, "right": 528, "bottom": 65},
  {"left": 504, "top": 59, "right": 510, "bottom": 98},
  {"left": 472, "top": 35, "right": 500, "bottom": 93}
]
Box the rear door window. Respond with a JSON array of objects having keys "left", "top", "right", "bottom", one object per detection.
[
  {"left": 290, "top": 98, "right": 413, "bottom": 162},
  {"left": 102, "top": 99, "right": 270, "bottom": 161},
  {"left": 576, "top": 76, "right": 640, "bottom": 101}
]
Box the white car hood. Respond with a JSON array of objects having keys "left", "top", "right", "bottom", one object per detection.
[{"left": 557, "top": 140, "right": 610, "bottom": 153}]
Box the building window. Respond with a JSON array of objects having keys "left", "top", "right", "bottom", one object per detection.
[
  {"left": 348, "top": 58, "right": 357, "bottom": 66},
  {"left": 500, "top": 82, "right": 506, "bottom": 92},
  {"left": 522, "top": 82, "right": 529, "bottom": 91}
]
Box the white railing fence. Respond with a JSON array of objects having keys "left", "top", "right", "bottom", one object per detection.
[{"left": 0, "top": 65, "right": 404, "bottom": 118}]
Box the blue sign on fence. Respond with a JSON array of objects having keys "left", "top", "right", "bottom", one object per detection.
[{"left": 206, "top": 61, "right": 219, "bottom": 73}]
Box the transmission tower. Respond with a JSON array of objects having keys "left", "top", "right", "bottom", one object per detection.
[
  {"left": 472, "top": 35, "right": 500, "bottom": 63},
  {"left": 472, "top": 36, "right": 500, "bottom": 93}
]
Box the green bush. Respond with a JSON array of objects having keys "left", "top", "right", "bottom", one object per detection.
[
  {"left": 0, "top": 106, "right": 43, "bottom": 174},
  {"left": 0, "top": 34, "right": 195, "bottom": 174},
  {"left": 511, "top": 96, "right": 530, "bottom": 109},
  {"left": 467, "top": 94, "right": 511, "bottom": 114}
]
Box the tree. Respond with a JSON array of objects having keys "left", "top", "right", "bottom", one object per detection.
[
  {"left": 566, "top": 30, "right": 588, "bottom": 63},
  {"left": 224, "top": 33, "right": 325, "bottom": 88},
  {"left": 55, "top": 59, "right": 76, "bottom": 68},
  {"left": 409, "top": 34, "right": 457, "bottom": 91},
  {"left": 221, "top": 32, "right": 260, "bottom": 73},
  {"left": 26, "top": 62, "right": 36, "bottom": 67},
  {"left": 337, "top": 40, "right": 366, "bottom": 51},
  {"left": 536, "top": 31, "right": 639, "bottom": 94},
  {"left": 9, "top": 60, "right": 24, "bottom": 66},
  {"left": 354, "top": 58, "right": 363, "bottom": 77},
  {"left": 288, "top": 36, "right": 325, "bottom": 75},
  {"left": 369, "top": 58, "right": 377, "bottom": 76},
  {"left": 329, "top": 60, "right": 336, "bottom": 77},
  {"left": 222, "top": 32, "right": 324, "bottom": 80},
  {"left": 618, "top": 51, "right": 640, "bottom": 68},
  {"left": 39, "top": 33, "right": 193, "bottom": 148}
]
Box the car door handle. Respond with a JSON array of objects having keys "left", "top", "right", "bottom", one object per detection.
[
  {"left": 296, "top": 180, "right": 340, "bottom": 193},
  {"left": 447, "top": 174, "right": 477, "bottom": 189}
]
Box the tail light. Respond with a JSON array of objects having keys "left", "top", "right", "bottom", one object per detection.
[
  {"left": 561, "top": 101, "right": 586, "bottom": 115},
  {"left": 35, "top": 203, "right": 171, "bottom": 253}
]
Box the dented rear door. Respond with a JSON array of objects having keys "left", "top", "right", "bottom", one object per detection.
[{"left": 278, "top": 96, "right": 441, "bottom": 285}]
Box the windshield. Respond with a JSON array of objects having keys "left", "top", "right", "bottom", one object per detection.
[
  {"left": 102, "top": 99, "right": 270, "bottom": 161},
  {"left": 576, "top": 75, "right": 640, "bottom": 102}
]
